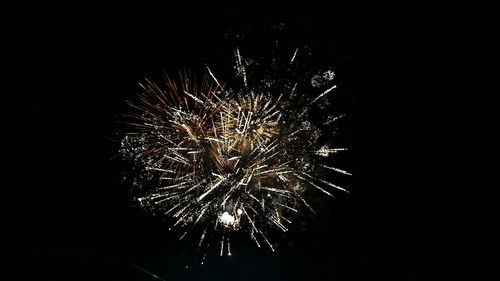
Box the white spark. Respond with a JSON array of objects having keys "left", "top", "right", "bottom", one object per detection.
[{"left": 219, "top": 211, "right": 236, "bottom": 227}]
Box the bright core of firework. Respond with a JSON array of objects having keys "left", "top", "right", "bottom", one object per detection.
[{"left": 120, "top": 47, "right": 349, "bottom": 255}]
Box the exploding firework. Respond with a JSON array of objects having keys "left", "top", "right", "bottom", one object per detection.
[{"left": 120, "top": 47, "right": 349, "bottom": 255}]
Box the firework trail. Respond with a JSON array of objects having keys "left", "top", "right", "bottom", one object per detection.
[{"left": 120, "top": 46, "right": 349, "bottom": 255}]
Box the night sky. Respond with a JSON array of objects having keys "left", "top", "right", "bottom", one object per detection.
[{"left": 3, "top": 1, "right": 498, "bottom": 280}]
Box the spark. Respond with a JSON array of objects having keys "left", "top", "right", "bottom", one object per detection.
[
  {"left": 219, "top": 211, "right": 236, "bottom": 227},
  {"left": 197, "top": 176, "right": 227, "bottom": 201},
  {"left": 290, "top": 48, "right": 298, "bottom": 64},
  {"left": 220, "top": 235, "right": 224, "bottom": 256},
  {"left": 311, "top": 84, "right": 337, "bottom": 104},
  {"left": 227, "top": 236, "right": 232, "bottom": 256},
  {"left": 236, "top": 48, "right": 248, "bottom": 87},
  {"left": 128, "top": 263, "right": 167, "bottom": 281},
  {"left": 320, "top": 164, "right": 352, "bottom": 176}
]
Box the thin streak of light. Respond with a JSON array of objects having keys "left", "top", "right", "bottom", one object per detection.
[
  {"left": 128, "top": 263, "right": 167, "bottom": 281},
  {"left": 290, "top": 48, "right": 298, "bottom": 64},
  {"left": 320, "top": 164, "right": 352, "bottom": 175}
]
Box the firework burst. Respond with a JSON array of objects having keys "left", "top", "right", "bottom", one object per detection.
[{"left": 120, "top": 47, "right": 349, "bottom": 255}]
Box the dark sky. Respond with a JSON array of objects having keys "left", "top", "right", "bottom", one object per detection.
[{"left": 2, "top": 1, "right": 498, "bottom": 280}]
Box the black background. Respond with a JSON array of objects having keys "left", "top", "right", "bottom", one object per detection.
[{"left": 2, "top": 0, "right": 499, "bottom": 280}]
